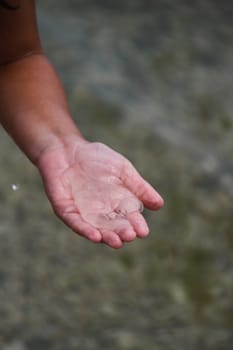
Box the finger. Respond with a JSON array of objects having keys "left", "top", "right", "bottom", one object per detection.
[
  {"left": 121, "top": 160, "right": 164, "bottom": 210},
  {"left": 114, "top": 196, "right": 142, "bottom": 241},
  {"left": 60, "top": 211, "right": 102, "bottom": 243},
  {"left": 127, "top": 211, "right": 149, "bottom": 238},
  {"left": 98, "top": 214, "right": 136, "bottom": 243},
  {"left": 101, "top": 230, "right": 124, "bottom": 249},
  {"left": 116, "top": 226, "right": 136, "bottom": 242}
]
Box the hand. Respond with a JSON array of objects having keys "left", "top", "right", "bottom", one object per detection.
[{"left": 38, "top": 139, "right": 164, "bottom": 249}]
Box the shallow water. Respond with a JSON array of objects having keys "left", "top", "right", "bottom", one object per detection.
[{"left": 0, "top": 1, "right": 232, "bottom": 349}]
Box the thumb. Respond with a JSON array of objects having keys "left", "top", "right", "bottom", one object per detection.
[{"left": 120, "top": 160, "right": 164, "bottom": 210}]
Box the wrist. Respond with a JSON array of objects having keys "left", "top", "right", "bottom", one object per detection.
[{"left": 34, "top": 131, "right": 88, "bottom": 168}]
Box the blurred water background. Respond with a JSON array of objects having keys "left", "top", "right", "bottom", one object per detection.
[{"left": 0, "top": 1, "right": 232, "bottom": 349}]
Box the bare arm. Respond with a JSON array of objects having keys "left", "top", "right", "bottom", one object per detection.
[{"left": 0, "top": 0, "right": 84, "bottom": 164}]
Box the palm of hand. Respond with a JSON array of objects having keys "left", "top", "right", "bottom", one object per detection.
[{"left": 39, "top": 141, "right": 163, "bottom": 249}]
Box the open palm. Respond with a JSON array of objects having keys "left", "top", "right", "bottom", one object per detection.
[{"left": 38, "top": 140, "right": 163, "bottom": 249}]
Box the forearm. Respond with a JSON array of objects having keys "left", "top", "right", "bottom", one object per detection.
[{"left": 0, "top": 53, "right": 85, "bottom": 164}]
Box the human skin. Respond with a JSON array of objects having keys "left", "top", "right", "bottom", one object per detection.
[{"left": 0, "top": 0, "right": 164, "bottom": 249}]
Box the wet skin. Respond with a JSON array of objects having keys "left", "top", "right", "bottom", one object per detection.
[{"left": 39, "top": 140, "right": 164, "bottom": 249}]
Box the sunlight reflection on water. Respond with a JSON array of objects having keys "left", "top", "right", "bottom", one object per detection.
[{"left": 11, "top": 184, "right": 20, "bottom": 191}]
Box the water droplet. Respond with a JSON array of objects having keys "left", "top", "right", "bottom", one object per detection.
[{"left": 11, "top": 184, "right": 20, "bottom": 191}]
